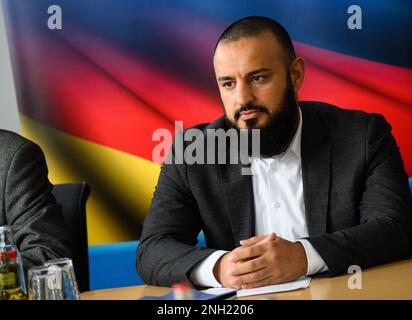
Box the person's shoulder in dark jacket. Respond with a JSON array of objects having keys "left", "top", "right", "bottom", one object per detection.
[{"left": 0, "top": 129, "right": 72, "bottom": 271}]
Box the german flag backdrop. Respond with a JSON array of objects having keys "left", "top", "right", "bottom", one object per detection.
[{"left": 3, "top": 0, "right": 411, "bottom": 246}]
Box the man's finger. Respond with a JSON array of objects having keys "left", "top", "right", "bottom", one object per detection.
[
  {"left": 239, "top": 235, "right": 266, "bottom": 247},
  {"left": 228, "top": 244, "right": 264, "bottom": 263},
  {"left": 230, "top": 256, "right": 266, "bottom": 276},
  {"left": 233, "top": 268, "right": 270, "bottom": 287},
  {"left": 240, "top": 275, "right": 275, "bottom": 289},
  {"left": 240, "top": 232, "right": 277, "bottom": 247},
  {"left": 266, "top": 232, "right": 277, "bottom": 242}
]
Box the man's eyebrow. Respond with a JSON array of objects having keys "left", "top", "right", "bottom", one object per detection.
[
  {"left": 217, "top": 76, "right": 234, "bottom": 82},
  {"left": 246, "top": 68, "right": 272, "bottom": 77},
  {"left": 217, "top": 68, "right": 272, "bottom": 82}
]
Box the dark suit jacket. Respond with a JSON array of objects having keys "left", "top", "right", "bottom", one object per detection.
[
  {"left": 137, "top": 101, "right": 412, "bottom": 287},
  {"left": 0, "top": 130, "right": 71, "bottom": 272}
]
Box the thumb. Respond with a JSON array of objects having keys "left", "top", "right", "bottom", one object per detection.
[
  {"left": 240, "top": 232, "right": 277, "bottom": 246},
  {"left": 263, "top": 232, "right": 277, "bottom": 242},
  {"left": 240, "top": 235, "right": 265, "bottom": 246}
]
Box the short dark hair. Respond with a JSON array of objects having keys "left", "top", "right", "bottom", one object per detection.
[{"left": 214, "top": 16, "right": 296, "bottom": 65}]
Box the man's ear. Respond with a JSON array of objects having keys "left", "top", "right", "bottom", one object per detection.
[{"left": 290, "top": 57, "right": 305, "bottom": 92}]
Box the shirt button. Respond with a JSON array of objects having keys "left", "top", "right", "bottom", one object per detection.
[
  {"left": 274, "top": 202, "right": 281, "bottom": 209},
  {"left": 271, "top": 167, "right": 277, "bottom": 173}
]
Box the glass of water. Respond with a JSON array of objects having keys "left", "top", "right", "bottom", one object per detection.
[
  {"left": 28, "top": 265, "right": 64, "bottom": 300},
  {"left": 45, "top": 258, "right": 80, "bottom": 300}
]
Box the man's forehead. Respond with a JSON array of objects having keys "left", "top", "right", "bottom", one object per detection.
[{"left": 213, "top": 33, "right": 284, "bottom": 73}]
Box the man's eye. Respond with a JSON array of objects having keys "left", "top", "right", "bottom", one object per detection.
[
  {"left": 251, "top": 75, "right": 265, "bottom": 82},
  {"left": 223, "top": 82, "right": 234, "bottom": 89}
]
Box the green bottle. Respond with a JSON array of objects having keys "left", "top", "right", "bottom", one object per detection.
[
  {"left": 0, "top": 225, "right": 27, "bottom": 300},
  {"left": 0, "top": 250, "right": 27, "bottom": 300}
]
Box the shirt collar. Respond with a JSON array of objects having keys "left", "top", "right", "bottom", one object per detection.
[{"left": 285, "top": 105, "right": 302, "bottom": 160}]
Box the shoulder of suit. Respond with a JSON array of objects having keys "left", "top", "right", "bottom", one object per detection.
[
  {"left": 300, "top": 101, "right": 382, "bottom": 120},
  {"left": 299, "top": 101, "right": 383, "bottom": 128},
  {"left": 0, "top": 130, "right": 40, "bottom": 156},
  {"left": 300, "top": 101, "right": 391, "bottom": 144}
]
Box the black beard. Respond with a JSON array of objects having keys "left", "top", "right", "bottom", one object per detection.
[{"left": 225, "top": 77, "right": 299, "bottom": 158}]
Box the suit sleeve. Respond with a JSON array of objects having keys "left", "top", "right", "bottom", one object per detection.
[
  {"left": 136, "top": 143, "right": 217, "bottom": 286},
  {"left": 5, "top": 141, "right": 72, "bottom": 271},
  {"left": 307, "top": 114, "right": 412, "bottom": 276}
]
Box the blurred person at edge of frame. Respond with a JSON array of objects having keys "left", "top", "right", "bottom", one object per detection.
[{"left": 0, "top": 130, "right": 71, "bottom": 274}]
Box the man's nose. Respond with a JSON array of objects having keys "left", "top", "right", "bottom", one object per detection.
[{"left": 235, "top": 82, "right": 254, "bottom": 107}]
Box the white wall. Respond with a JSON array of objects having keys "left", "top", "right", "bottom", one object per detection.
[{"left": 0, "top": 3, "right": 20, "bottom": 133}]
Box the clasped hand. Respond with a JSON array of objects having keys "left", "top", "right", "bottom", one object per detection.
[{"left": 213, "top": 233, "right": 308, "bottom": 289}]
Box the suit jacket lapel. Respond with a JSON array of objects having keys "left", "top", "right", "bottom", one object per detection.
[
  {"left": 301, "top": 106, "right": 331, "bottom": 236},
  {"left": 207, "top": 117, "right": 255, "bottom": 247},
  {"left": 219, "top": 162, "right": 255, "bottom": 247}
]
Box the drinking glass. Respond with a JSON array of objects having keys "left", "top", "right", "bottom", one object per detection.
[
  {"left": 45, "top": 258, "right": 80, "bottom": 300},
  {"left": 28, "top": 265, "right": 64, "bottom": 300},
  {"left": 0, "top": 225, "right": 14, "bottom": 246}
]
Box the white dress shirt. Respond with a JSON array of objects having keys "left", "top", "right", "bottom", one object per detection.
[{"left": 191, "top": 107, "right": 328, "bottom": 288}]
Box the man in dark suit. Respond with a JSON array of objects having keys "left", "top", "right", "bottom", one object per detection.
[
  {"left": 136, "top": 16, "right": 412, "bottom": 288},
  {"left": 0, "top": 130, "right": 71, "bottom": 271}
]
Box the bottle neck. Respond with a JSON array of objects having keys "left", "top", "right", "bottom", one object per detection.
[{"left": 0, "top": 226, "right": 15, "bottom": 247}]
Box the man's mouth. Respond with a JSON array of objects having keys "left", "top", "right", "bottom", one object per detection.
[{"left": 239, "top": 109, "right": 262, "bottom": 121}]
